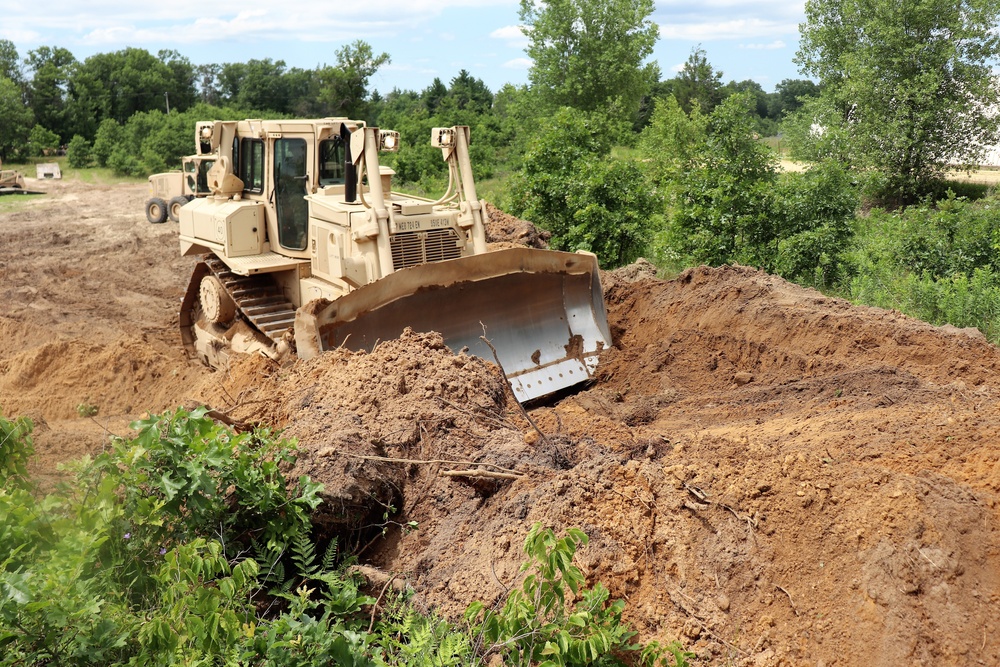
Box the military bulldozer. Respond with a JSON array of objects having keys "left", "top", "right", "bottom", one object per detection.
[
  {"left": 146, "top": 154, "right": 216, "bottom": 223},
  {"left": 176, "top": 118, "right": 610, "bottom": 403}
]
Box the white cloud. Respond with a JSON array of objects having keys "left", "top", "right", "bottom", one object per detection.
[
  {"left": 0, "top": 28, "right": 41, "bottom": 42},
  {"left": 659, "top": 19, "right": 798, "bottom": 41},
  {"left": 490, "top": 25, "right": 529, "bottom": 48},
  {"left": 502, "top": 57, "right": 532, "bottom": 69},
  {"left": 740, "top": 40, "right": 787, "bottom": 50}
]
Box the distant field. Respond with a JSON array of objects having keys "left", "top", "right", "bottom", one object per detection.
[
  {"left": 947, "top": 167, "right": 1000, "bottom": 185},
  {"left": 778, "top": 158, "right": 1000, "bottom": 187}
]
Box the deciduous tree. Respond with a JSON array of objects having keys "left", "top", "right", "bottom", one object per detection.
[
  {"left": 672, "top": 46, "right": 723, "bottom": 114},
  {"left": 796, "top": 0, "right": 1000, "bottom": 202},
  {"left": 518, "top": 0, "right": 659, "bottom": 119}
]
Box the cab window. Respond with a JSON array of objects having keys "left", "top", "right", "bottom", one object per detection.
[
  {"left": 239, "top": 139, "right": 264, "bottom": 193},
  {"left": 319, "top": 137, "right": 345, "bottom": 186}
]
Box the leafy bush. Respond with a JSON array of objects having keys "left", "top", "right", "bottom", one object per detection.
[
  {"left": 86, "top": 406, "right": 321, "bottom": 598},
  {"left": 27, "top": 124, "right": 60, "bottom": 157},
  {"left": 0, "top": 414, "right": 33, "bottom": 489},
  {"left": 466, "top": 523, "right": 691, "bottom": 667},
  {"left": 773, "top": 160, "right": 859, "bottom": 287},
  {"left": 667, "top": 92, "right": 780, "bottom": 268},
  {"left": 840, "top": 191, "right": 1000, "bottom": 341},
  {"left": 67, "top": 133, "right": 93, "bottom": 168},
  {"left": 507, "top": 107, "right": 662, "bottom": 267}
]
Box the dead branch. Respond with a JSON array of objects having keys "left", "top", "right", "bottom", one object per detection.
[
  {"left": 343, "top": 452, "right": 521, "bottom": 476},
  {"left": 440, "top": 469, "right": 522, "bottom": 480},
  {"left": 775, "top": 584, "right": 799, "bottom": 616}
]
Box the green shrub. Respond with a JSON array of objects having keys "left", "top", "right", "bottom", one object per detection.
[
  {"left": 466, "top": 523, "right": 691, "bottom": 667},
  {"left": 27, "top": 124, "right": 60, "bottom": 157},
  {"left": 88, "top": 406, "right": 322, "bottom": 556},
  {"left": 773, "top": 160, "right": 859, "bottom": 288},
  {"left": 507, "top": 107, "right": 661, "bottom": 267},
  {"left": 0, "top": 414, "right": 34, "bottom": 489},
  {"left": 668, "top": 92, "right": 780, "bottom": 269},
  {"left": 66, "top": 135, "right": 92, "bottom": 168}
]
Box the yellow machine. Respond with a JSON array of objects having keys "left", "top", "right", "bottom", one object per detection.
[{"left": 176, "top": 118, "right": 610, "bottom": 402}]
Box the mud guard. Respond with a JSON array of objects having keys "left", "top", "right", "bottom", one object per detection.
[{"left": 295, "top": 248, "right": 611, "bottom": 403}]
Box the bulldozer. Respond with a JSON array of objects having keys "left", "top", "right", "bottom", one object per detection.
[
  {"left": 176, "top": 118, "right": 610, "bottom": 403},
  {"left": 146, "top": 154, "right": 216, "bottom": 223}
]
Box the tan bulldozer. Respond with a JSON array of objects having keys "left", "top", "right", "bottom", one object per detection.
[{"left": 176, "top": 118, "right": 610, "bottom": 402}]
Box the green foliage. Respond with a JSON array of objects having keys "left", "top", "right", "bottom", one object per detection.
[
  {"left": 507, "top": 107, "right": 661, "bottom": 267},
  {"left": 91, "top": 406, "right": 321, "bottom": 552},
  {"left": 315, "top": 41, "right": 392, "bottom": 119},
  {"left": 841, "top": 192, "right": 1000, "bottom": 341},
  {"left": 373, "top": 594, "right": 471, "bottom": 666},
  {"left": 639, "top": 95, "right": 707, "bottom": 189},
  {"left": 672, "top": 46, "right": 723, "bottom": 115},
  {"left": 467, "top": 523, "right": 678, "bottom": 667},
  {"left": 667, "top": 92, "right": 780, "bottom": 268},
  {"left": 772, "top": 160, "right": 859, "bottom": 288},
  {"left": 91, "top": 118, "right": 121, "bottom": 168},
  {"left": 0, "top": 76, "right": 33, "bottom": 161},
  {"left": 519, "top": 0, "right": 659, "bottom": 120},
  {"left": 66, "top": 134, "right": 92, "bottom": 168},
  {"left": 98, "top": 103, "right": 252, "bottom": 177},
  {"left": 769, "top": 78, "right": 820, "bottom": 119},
  {"left": 780, "top": 96, "right": 854, "bottom": 165},
  {"left": 0, "top": 414, "right": 34, "bottom": 489},
  {"left": 139, "top": 538, "right": 258, "bottom": 662},
  {"left": 642, "top": 94, "right": 859, "bottom": 286},
  {"left": 796, "top": 0, "right": 1000, "bottom": 203},
  {"left": 24, "top": 46, "right": 75, "bottom": 143}
]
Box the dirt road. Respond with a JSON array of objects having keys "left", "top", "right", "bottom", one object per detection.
[{"left": 2, "top": 177, "right": 998, "bottom": 666}]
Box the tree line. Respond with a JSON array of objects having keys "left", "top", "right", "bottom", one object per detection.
[{"left": 0, "top": 34, "right": 815, "bottom": 165}]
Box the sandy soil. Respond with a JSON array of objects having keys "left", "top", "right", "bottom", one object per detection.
[{"left": 3, "top": 177, "right": 1000, "bottom": 666}]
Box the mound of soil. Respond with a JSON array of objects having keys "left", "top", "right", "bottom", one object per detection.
[
  {"left": 484, "top": 201, "right": 551, "bottom": 249},
  {"left": 3, "top": 180, "right": 999, "bottom": 666}
]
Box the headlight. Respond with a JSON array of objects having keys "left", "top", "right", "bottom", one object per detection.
[
  {"left": 431, "top": 127, "right": 455, "bottom": 148},
  {"left": 379, "top": 130, "right": 400, "bottom": 152}
]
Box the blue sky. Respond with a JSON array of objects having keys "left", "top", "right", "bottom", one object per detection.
[{"left": 2, "top": 0, "right": 808, "bottom": 95}]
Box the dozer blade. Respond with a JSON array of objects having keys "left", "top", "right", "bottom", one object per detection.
[{"left": 296, "top": 247, "right": 611, "bottom": 403}]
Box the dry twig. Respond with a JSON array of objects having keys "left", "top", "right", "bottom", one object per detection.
[{"left": 775, "top": 585, "right": 799, "bottom": 616}]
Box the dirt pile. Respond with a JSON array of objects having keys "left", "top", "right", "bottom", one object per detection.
[
  {"left": 484, "top": 201, "right": 551, "bottom": 249},
  {"left": 3, "top": 180, "right": 999, "bottom": 665}
]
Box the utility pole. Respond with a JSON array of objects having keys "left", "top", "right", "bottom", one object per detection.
[{"left": 164, "top": 92, "right": 171, "bottom": 114}]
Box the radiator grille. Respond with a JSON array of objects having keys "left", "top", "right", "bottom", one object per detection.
[{"left": 390, "top": 229, "right": 462, "bottom": 270}]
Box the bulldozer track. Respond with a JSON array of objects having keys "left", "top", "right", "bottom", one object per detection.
[{"left": 203, "top": 255, "right": 297, "bottom": 343}]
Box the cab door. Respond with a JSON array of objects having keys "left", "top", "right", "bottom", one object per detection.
[{"left": 273, "top": 137, "right": 309, "bottom": 251}]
